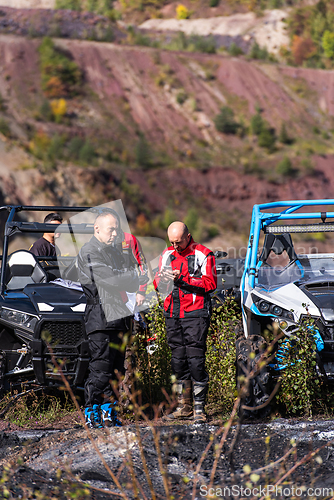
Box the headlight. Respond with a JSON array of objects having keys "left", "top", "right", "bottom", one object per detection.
[
  {"left": 272, "top": 305, "right": 283, "bottom": 316},
  {"left": 259, "top": 301, "right": 270, "bottom": 312},
  {"left": 0, "top": 308, "right": 38, "bottom": 331}
]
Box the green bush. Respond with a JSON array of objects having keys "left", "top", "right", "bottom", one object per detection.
[
  {"left": 137, "top": 297, "right": 240, "bottom": 416},
  {"left": 39, "top": 99, "right": 53, "bottom": 121},
  {"left": 68, "top": 136, "right": 85, "bottom": 160},
  {"left": 164, "top": 32, "right": 216, "bottom": 54},
  {"left": 47, "top": 134, "right": 66, "bottom": 164},
  {"left": 209, "top": 0, "right": 219, "bottom": 7},
  {"left": 79, "top": 141, "right": 96, "bottom": 164},
  {"left": 278, "top": 122, "right": 293, "bottom": 145},
  {"left": 285, "top": 1, "right": 334, "bottom": 66},
  {"left": 276, "top": 319, "right": 323, "bottom": 416},
  {"left": 250, "top": 112, "right": 264, "bottom": 136},
  {"left": 322, "top": 30, "right": 334, "bottom": 59},
  {"left": 190, "top": 34, "right": 216, "bottom": 54},
  {"left": 136, "top": 134, "right": 151, "bottom": 168},
  {"left": 258, "top": 126, "right": 276, "bottom": 152},
  {"left": 206, "top": 298, "right": 240, "bottom": 415},
  {"left": 127, "top": 26, "right": 153, "bottom": 47},
  {"left": 137, "top": 302, "right": 172, "bottom": 406},
  {"left": 176, "top": 90, "right": 188, "bottom": 105},
  {"left": 0, "top": 118, "right": 11, "bottom": 137},
  {"left": 276, "top": 156, "right": 295, "bottom": 176},
  {"left": 249, "top": 41, "right": 269, "bottom": 60},
  {"left": 214, "top": 106, "right": 239, "bottom": 134},
  {"left": 55, "top": 0, "right": 81, "bottom": 9},
  {"left": 228, "top": 42, "right": 244, "bottom": 56},
  {"left": 0, "top": 92, "right": 6, "bottom": 112},
  {"left": 38, "top": 37, "right": 82, "bottom": 98}
]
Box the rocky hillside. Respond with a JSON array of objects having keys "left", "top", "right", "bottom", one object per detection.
[{"left": 0, "top": 29, "right": 334, "bottom": 248}]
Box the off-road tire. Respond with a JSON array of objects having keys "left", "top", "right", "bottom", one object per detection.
[{"left": 236, "top": 335, "right": 272, "bottom": 419}]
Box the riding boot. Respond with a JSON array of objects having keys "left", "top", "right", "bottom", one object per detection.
[
  {"left": 164, "top": 380, "right": 193, "bottom": 420},
  {"left": 193, "top": 381, "right": 208, "bottom": 423},
  {"left": 84, "top": 404, "right": 103, "bottom": 428},
  {"left": 101, "top": 402, "right": 122, "bottom": 427}
]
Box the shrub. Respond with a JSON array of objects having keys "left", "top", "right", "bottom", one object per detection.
[
  {"left": 46, "top": 134, "right": 66, "bottom": 165},
  {"left": 137, "top": 302, "right": 172, "bottom": 407},
  {"left": 136, "top": 135, "right": 151, "bottom": 168},
  {"left": 258, "top": 126, "right": 276, "bottom": 152},
  {"left": 214, "top": 106, "right": 239, "bottom": 134},
  {"left": 68, "top": 136, "right": 85, "bottom": 160},
  {"left": 322, "top": 30, "right": 334, "bottom": 59},
  {"left": 127, "top": 26, "right": 152, "bottom": 47},
  {"left": 30, "top": 130, "right": 51, "bottom": 159},
  {"left": 176, "top": 90, "right": 187, "bottom": 105},
  {"left": 249, "top": 41, "right": 269, "bottom": 60},
  {"left": 276, "top": 318, "right": 323, "bottom": 417},
  {"left": 184, "top": 207, "right": 199, "bottom": 236},
  {"left": 189, "top": 34, "right": 216, "bottom": 54},
  {"left": 206, "top": 297, "right": 240, "bottom": 415},
  {"left": 86, "top": 0, "right": 114, "bottom": 16},
  {"left": 162, "top": 32, "right": 216, "bottom": 54},
  {"left": 291, "top": 35, "right": 317, "bottom": 65},
  {"left": 79, "top": 141, "right": 95, "bottom": 164},
  {"left": 176, "top": 4, "right": 190, "bottom": 20},
  {"left": 50, "top": 98, "right": 67, "bottom": 123},
  {"left": 279, "top": 122, "right": 293, "bottom": 145},
  {"left": 228, "top": 42, "right": 244, "bottom": 56},
  {"left": 39, "top": 99, "right": 53, "bottom": 121},
  {"left": 208, "top": 225, "right": 219, "bottom": 239},
  {"left": 276, "top": 156, "right": 295, "bottom": 176},
  {"left": 38, "top": 37, "right": 82, "bottom": 98},
  {"left": 0, "top": 118, "right": 11, "bottom": 137},
  {"left": 250, "top": 112, "right": 264, "bottom": 136},
  {"left": 209, "top": 0, "right": 219, "bottom": 6},
  {"left": 0, "top": 92, "right": 6, "bottom": 112},
  {"left": 55, "top": 0, "right": 81, "bottom": 9}
]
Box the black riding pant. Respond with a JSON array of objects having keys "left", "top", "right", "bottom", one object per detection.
[
  {"left": 84, "top": 330, "right": 125, "bottom": 407},
  {"left": 165, "top": 316, "right": 209, "bottom": 384}
]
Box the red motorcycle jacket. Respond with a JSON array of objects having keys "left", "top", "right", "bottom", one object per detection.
[{"left": 154, "top": 238, "right": 217, "bottom": 318}]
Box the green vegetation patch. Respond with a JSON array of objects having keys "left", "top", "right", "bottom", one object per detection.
[{"left": 38, "top": 37, "right": 82, "bottom": 98}]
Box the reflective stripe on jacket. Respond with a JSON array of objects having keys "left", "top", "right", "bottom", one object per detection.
[{"left": 154, "top": 238, "right": 217, "bottom": 318}]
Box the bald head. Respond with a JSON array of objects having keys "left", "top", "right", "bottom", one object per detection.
[
  {"left": 168, "top": 221, "right": 191, "bottom": 253},
  {"left": 94, "top": 213, "right": 119, "bottom": 245}
]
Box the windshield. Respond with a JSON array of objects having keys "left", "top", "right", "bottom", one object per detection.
[{"left": 257, "top": 254, "right": 334, "bottom": 289}]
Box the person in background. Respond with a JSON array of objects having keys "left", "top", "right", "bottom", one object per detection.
[
  {"left": 154, "top": 221, "right": 217, "bottom": 423},
  {"left": 29, "top": 212, "right": 63, "bottom": 257}
]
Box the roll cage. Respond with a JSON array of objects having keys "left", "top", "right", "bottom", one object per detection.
[
  {"left": 0, "top": 204, "right": 108, "bottom": 294},
  {"left": 241, "top": 199, "right": 334, "bottom": 327}
]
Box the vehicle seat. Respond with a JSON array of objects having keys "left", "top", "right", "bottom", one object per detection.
[
  {"left": 257, "top": 233, "right": 303, "bottom": 282},
  {"left": 5, "top": 250, "right": 48, "bottom": 290},
  {"left": 258, "top": 233, "right": 298, "bottom": 265},
  {"left": 62, "top": 257, "right": 79, "bottom": 282}
]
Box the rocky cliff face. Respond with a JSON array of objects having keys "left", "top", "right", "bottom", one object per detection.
[{"left": 0, "top": 33, "right": 333, "bottom": 245}]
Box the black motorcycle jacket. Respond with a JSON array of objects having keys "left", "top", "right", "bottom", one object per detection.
[{"left": 78, "top": 235, "right": 139, "bottom": 333}]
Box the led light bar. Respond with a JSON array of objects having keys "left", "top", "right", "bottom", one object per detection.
[{"left": 266, "top": 223, "right": 334, "bottom": 234}]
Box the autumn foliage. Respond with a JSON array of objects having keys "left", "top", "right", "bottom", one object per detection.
[{"left": 291, "top": 35, "right": 317, "bottom": 65}]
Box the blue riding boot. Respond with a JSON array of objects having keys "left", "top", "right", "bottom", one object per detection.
[
  {"left": 101, "top": 402, "right": 122, "bottom": 427},
  {"left": 84, "top": 404, "right": 103, "bottom": 428}
]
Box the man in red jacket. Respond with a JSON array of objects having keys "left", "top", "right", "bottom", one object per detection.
[{"left": 154, "top": 221, "right": 217, "bottom": 422}]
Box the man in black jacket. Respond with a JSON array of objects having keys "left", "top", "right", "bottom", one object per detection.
[
  {"left": 29, "top": 212, "right": 63, "bottom": 257},
  {"left": 78, "top": 211, "right": 139, "bottom": 428}
]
